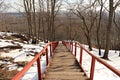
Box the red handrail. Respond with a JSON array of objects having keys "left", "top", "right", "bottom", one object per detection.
[
  {"left": 62, "top": 41, "right": 120, "bottom": 80},
  {"left": 12, "top": 41, "right": 58, "bottom": 80}
]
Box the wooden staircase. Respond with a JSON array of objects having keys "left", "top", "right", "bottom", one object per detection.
[{"left": 44, "top": 43, "right": 89, "bottom": 80}]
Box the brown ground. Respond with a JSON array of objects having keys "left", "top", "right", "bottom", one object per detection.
[{"left": 0, "top": 69, "right": 18, "bottom": 80}]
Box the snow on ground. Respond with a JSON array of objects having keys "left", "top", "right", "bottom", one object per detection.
[
  {"left": 20, "top": 46, "right": 51, "bottom": 80},
  {"left": 74, "top": 44, "right": 120, "bottom": 80},
  {"left": 0, "top": 32, "right": 47, "bottom": 80},
  {"left": 0, "top": 39, "right": 14, "bottom": 47},
  {"left": 0, "top": 32, "right": 120, "bottom": 80},
  {"left": 18, "top": 42, "right": 120, "bottom": 80},
  {"left": 23, "top": 42, "right": 120, "bottom": 80}
]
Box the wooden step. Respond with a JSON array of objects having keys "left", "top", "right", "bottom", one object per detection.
[{"left": 45, "top": 72, "right": 88, "bottom": 80}]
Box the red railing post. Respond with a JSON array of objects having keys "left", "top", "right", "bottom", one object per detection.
[
  {"left": 52, "top": 43, "right": 54, "bottom": 51},
  {"left": 74, "top": 42, "right": 77, "bottom": 56},
  {"left": 71, "top": 42, "right": 72, "bottom": 52},
  {"left": 70, "top": 42, "right": 71, "bottom": 52},
  {"left": 90, "top": 57, "right": 96, "bottom": 80},
  {"left": 70, "top": 42, "right": 71, "bottom": 51},
  {"left": 37, "top": 57, "right": 42, "bottom": 80},
  {"left": 72, "top": 42, "right": 73, "bottom": 53},
  {"left": 79, "top": 47, "right": 83, "bottom": 65},
  {"left": 66, "top": 42, "right": 69, "bottom": 50},
  {"left": 46, "top": 48, "right": 48, "bottom": 65},
  {"left": 50, "top": 44, "right": 52, "bottom": 57},
  {"left": 53, "top": 43, "right": 55, "bottom": 51},
  {"left": 69, "top": 42, "right": 70, "bottom": 50}
]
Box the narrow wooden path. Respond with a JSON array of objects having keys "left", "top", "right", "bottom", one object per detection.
[{"left": 44, "top": 43, "right": 89, "bottom": 80}]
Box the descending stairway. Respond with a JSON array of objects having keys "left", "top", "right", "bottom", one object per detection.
[{"left": 44, "top": 43, "right": 89, "bottom": 80}]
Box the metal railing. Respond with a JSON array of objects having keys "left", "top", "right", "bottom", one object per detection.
[
  {"left": 12, "top": 41, "right": 58, "bottom": 80},
  {"left": 62, "top": 41, "right": 120, "bottom": 80}
]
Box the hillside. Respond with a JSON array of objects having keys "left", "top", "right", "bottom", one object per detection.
[
  {"left": 0, "top": 32, "right": 46, "bottom": 79},
  {"left": 0, "top": 32, "right": 120, "bottom": 80}
]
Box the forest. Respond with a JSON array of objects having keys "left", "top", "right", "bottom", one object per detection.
[{"left": 0, "top": 0, "right": 120, "bottom": 60}]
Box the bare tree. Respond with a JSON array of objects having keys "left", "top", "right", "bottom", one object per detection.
[
  {"left": 96, "top": 0, "right": 106, "bottom": 55},
  {"left": 0, "top": 0, "right": 8, "bottom": 12},
  {"left": 113, "top": 11, "right": 120, "bottom": 57},
  {"left": 103, "top": 0, "right": 120, "bottom": 59},
  {"left": 64, "top": 10, "right": 73, "bottom": 40},
  {"left": 23, "top": 0, "right": 40, "bottom": 43},
  {"left": 37, "top": 0, "right": 46, "bottom": 42},
  {"left": 46, "top": 0, "right": 63, "bottom": 41},
  {"left": 23, "top": 0, "right": 33, "bottom": 37},
  {"left": 0, "top": 0, "right": 12, "bottom": 32},
  {"left": 32, "top": 0, "right": 37, "bottom": 38},
  {"left": 72, "top": 0, "right": 97, "bottom": 50}
]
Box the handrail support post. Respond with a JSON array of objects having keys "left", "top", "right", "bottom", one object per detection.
[
  {"left": 80, "top": 47, "right": 83, "bottom": 65},
  {"left": 72, "top": 42, "right": 73, "bottom": 53},
  {"left": 74, "top": 42, "right": 77, "bottom": 56},
  {"left": 90, "top": 57, "right": 96, "bottom": 80},
  {"left": 46, "top": 48, "right": 48, "bottom": 65},
  {"left": 50, "top": 44, "right": 52, "bottom": 57},
  {"left": 37, "top": 57, "right": 42, "bottom": 80}
]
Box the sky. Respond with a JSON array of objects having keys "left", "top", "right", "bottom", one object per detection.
[
  {"left": 3, "top": 0, "right": 98, "bottom": 12},
  {"left": 5, "top": 0, "right": 23, "bottom": 12},
  {"left": 4, "top": 0, "right": 120, "bottom": 13},
  {"left": 4, "top": 0, "right": 77, "bottom": 12}
]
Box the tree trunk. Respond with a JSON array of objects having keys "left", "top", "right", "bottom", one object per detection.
[
  {"left": 87, "top": 35, "right": 92, "bottom": 51},
  {"left": 97, "top": 0, "right": 103, "bottom": 56},
  {"left": 42, "top": 17, "right": 46, "bottom": 42},
  {"left": 38, "top": 12, "right": 41, "bottom": 40},
  {"left": 23, "top": 0, "right": 33, "bottom": 37},
  {"left": 50, "top": 0, "right": 56, "bottom": 41},
  {"left": 103, "top": 0, "right": 114, "bottom": 60},
  {"left": 46, "top": 0, "right": 50, "bottom": 41},
  {"left": 38, "top": 0, "right": 42, "bottom": 41},
  {"left": 32, "top": 0, "right": 37, "bottom": 43}
]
